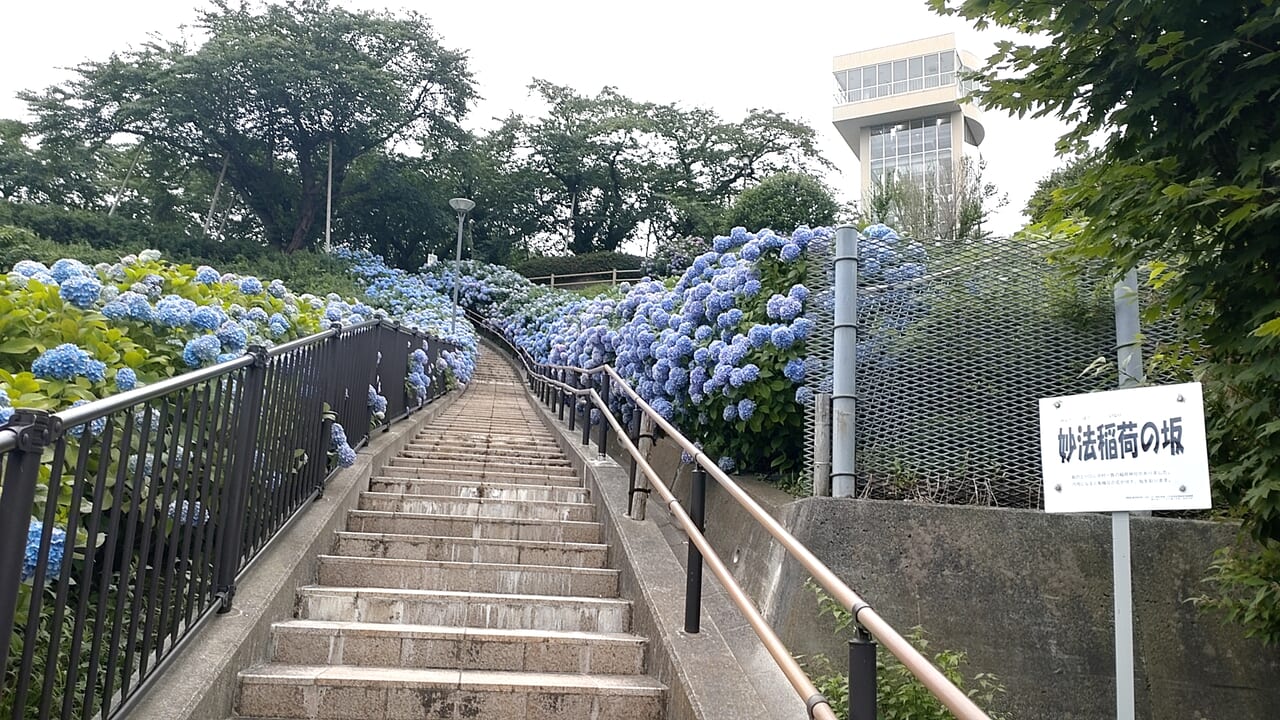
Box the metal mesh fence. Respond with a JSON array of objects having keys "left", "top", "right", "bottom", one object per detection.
[
  {"left": 802, "top": 234, "right": 836, "bottom": 495},
  {"left": 809, "top": 234, "right": 1123, "bottom": 509}
]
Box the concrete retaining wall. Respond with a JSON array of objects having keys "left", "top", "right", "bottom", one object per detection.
[{"left": 692, "top": 464, "right": 1280, "bottom": 719}]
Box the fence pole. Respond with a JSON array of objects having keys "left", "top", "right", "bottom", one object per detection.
[
  {"left": 849, "top": 627, "right": 878, "bottom": 720},
  {"left": 630, "top": 414, "right": 655, "bottom": 521},
  {"left": 597, "top": 373, "right": 610, "bottom": 455},
  {"left": 813, "top": 392, "right": 832, "bottom": 496},
  {"left": 0, "top": 410, "right": 54, "bottom": 683},
  {"left": 215, "top": 345, "right": 269, "bottom": 612},
  {"left": 1111, "top": 267, "right": 1144, "bottom": 720},
  {"left": 832, "top": 225, "right": 859, "bottom": 498},
  {"left": 1114, "top": 268, "right": 1144, "bottom": 390},
  {"left": 684, "top": 467, "right": 707, "bottom": 634}
]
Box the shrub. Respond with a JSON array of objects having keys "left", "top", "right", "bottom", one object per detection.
[{"left": 512, "top": 251, "right": 644, "bottom": 280}]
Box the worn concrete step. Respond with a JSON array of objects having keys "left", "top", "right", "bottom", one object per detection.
[
  {"left": 358, "top": 492, "right": 596, "bottom": 523},
  {"left": 345, "top": 510, "right": 601, "bottom": 544},
  {"left": 296, "top": 586, "right": 632, "bottom": 633},
  {"left": 384, "top": 456, "right": 576, "bottom": 479},
  {"left": 270, "top": 619, "right": 646, "bottom": 674},
  {"left": 395, "top": 450, "right": 573, "bottom": 472},
  {"left": 385, "top": 462, "right": 580, "bottom": 485},
  {"left": 368, "top": 477, "right": 588, "bottom": 504},
  {"left": 237, "top": 664, "right": 665, "bottom": 719},
  {"left": 331, "top": 532, "right": 608, "bottom": 569},
  {"left": 379, "top": 464, "right": 584, "bottom": 488},
  {"left": 316, "top": 555, "right": 619, "bottom": 597},
  {"left": 405, "top": 445, "right": 571, "bottom": 462},
  {"left": 416, "top": 429, "right": 560, "bottom": 444}
]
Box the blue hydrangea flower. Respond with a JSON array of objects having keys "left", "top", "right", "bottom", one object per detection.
[
  {"left": 154, "top": 295, "right": 195, "bottom": 328},
  {"left": 722, "top": 403, "right": 738, "bottom": 421},
  {"left": 116, "top": 291, "right": 154, "bottom": 322},
  {"left": 194, "top": 265, "right": 221, "bottom": 284},
  {"left": 115, "top": 368, "right": 138, "bottom": 392},
  {"left": 238, "top": 277, "right": 264, "bottom": 295},
  {"left": 780, "top": 243, "right": 802, "bottom": 262},
  {"left": 58, "top": 275, "right": 103, "bottom": 309},
  {"left": 784, "top": 358, "right": 806, "bottom": 383},
  {"left": 770, "top": 326, "right": 796, "bottom": 350},
  {"left": 182, "top": 335, "right": 222, "bottom": 368},
  {"left": 12, "top": 260, "right": 49, "bottom": 277},
  {"left": 737, "top": 398, "right": 757, "bottom": 420},
  {"left": 66, "top": 400, "right": 107, "bottom": 438},
  {"left": 167, "top": 500, "right": 208, "bottom": 526},
  {"left": 32, "top": 343, "right": 94, "bottom": 381},
  {"left": 717, "top": 456, "right": 736, "bottom": 472},
  {"left": 795, "top": 386, "right": 814, "bottom": 405},
  {"left": 267, "top": 279, "right": 288, "bottom": 298},
  {"left": 0, "top": 406, "right": 14, "bottom": 426},
  {"left": 22, "top": 520, "right": 67, "bottom": 582},
  {"left": 247, "top": 307, "right": 269, "bottom": 324},
  {"left": 368, "top": 385, "right": 388, "bottom": 417},
  {"left": 216, "top": 321, "right": 248, "bottom": 351},
  {"left": 50, "top": 258, "right": 90, "bottom": 283},
  {"left": 188, "top": 306, "right": 226, "bottom": 332}
]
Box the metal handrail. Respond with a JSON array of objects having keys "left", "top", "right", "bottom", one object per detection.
[{"left": 469, "top": 309, "right": 991, "bottom": 720}]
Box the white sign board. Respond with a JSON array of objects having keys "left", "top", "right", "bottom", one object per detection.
[{"left": 1039, "top": 382, "right": 1211, "bottom": 513}]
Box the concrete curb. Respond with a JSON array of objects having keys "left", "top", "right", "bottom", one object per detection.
[
  {"left": 486, "top": 342, "right": 800, "bottom": 720},
  {"left": 127, "top": 389, "right": 465, "bottom": 720}
]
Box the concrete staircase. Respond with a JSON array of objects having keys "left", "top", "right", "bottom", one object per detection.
[{"left": 232, "top": 355, "right": 666, "bottom": 719}]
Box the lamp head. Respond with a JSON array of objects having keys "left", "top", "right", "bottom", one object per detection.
[{"left": 449, "top": 197, "right": 476, "bottom": 214}]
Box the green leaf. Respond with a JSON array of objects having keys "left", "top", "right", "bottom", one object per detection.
[{"left": 0, "top": 337, "right": 38, "bottom": 354}]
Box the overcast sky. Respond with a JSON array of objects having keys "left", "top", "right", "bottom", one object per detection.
[{"left": 1, "top": 0, "right": 1071, "bottom": 235}]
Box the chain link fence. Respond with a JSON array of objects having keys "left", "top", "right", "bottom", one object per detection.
[{"left": 806, "top": 234, "right": 1126, "bottom": 509}]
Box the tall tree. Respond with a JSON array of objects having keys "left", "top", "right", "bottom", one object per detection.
[
  {"left": 22, "top": 0, "right": 475, "bottom": 252},
  {"left": 930, "top": 0, "right": 1280, "bottom": 642},
  {"left": 725, "top": 171, "right": 841, "bottom": 232}
]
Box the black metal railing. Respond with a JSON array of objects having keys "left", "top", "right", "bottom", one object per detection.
[
  {"left": 467, "top": 309, "right": 991, "bottom": 720},
  {"left": 0, "top": 319, "right": 456, "bottom": 720}
]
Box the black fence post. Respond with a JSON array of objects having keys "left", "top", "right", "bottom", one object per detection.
[
  {"left": 597, "top": 373, "right": 610, "bottom": 455},
  {"left": 0, "top": 410, "right": 55, "bottom": 682},
  {"left": 214, "top": 345, "right": 269, "bottom": 612},
  {"left": 580, "top": 376, "right": 591, "bottom": 447},
  {"left": 684, "top": 467, "right": 707, "bottom": 634},
  {"left": 849, "top": 626, "right": 878, "bottom": 720}
]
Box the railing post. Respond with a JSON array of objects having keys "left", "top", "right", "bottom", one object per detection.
[
  {"left": 215, "top": 345, "right": 269, "bottom": 612},
  {"left": 580, "top": 375, "right": 591, "bottom": 447},
  {"left": 832, "top": 224, "right": 859, "bottom": 498},
  {"left": 611, "top": 267, "right": 617, "bottom": 285},
  {"left": 550, "top": 273, "right": 556, "bottom": 287},
  {"left": 684, "top": 466, "right": 707, "bottom": 634},
  {"left": 630, "top": 414, "right": 654, "bottom": 521},
  {"left": 849, "top": 626, "right": 878, "bottom": 720},
  {"left": 596, "top": 373, "right": 610, "bottom": 455},
  {"left": 0, "top": 410, "right": 55, "bottom": 683},
  {"left": 556, "top": 370, "right": 565, "bottom": 421}
]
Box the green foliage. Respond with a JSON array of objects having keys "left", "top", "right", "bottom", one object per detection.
[
  {"left": 726, "top": 172, "right": 842, "bottom": 234},
  {"left": 805, "top": 582, "right": 1009, "bottom": 719},
  {"left": 931, "top": 0, "right": 1280, "bottom": 643},
  {"left": 22, "top": 0, "right": 476, "bottom": 253},
  {"left": 642, "top": 235, "right": 712, "bottom": 278},
  {"left": 512, "top": 251, "right": 644, "bottom": 279},
  {"left": 1023, "top": 153, "right": 1097, "bottom": 225}
]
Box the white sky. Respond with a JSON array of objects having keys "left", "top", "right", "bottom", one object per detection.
[{"left": 0, "top": 0, "right": 1072, "bottom": 237}]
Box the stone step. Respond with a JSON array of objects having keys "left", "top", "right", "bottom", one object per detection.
[
  {"left": 345, "top": 510, "right": 601, "bottom": 544},
  {"left": 368, "top": 477, "right": 588, "bottom": 504},
  {"left": 415, "top": 430, "right": 560, "bottom": 445},
  {"left": 395, "top": 450, "right": 573, "bottom": 472},
  {"left": 331, "top": 532, "right": 608, "bottom": 569},
  {"left": 237, "top": 664, "right": 664, "bottom": 719},
  {"left": 270, "top": 619, "right": 646, "bottom": 674},
  {"left": 405, "top": 445, "right": 570, "bottom": 462},
  {"left": 358, "top": 492, "right": 596, "bottom": 523},
  {"left": 316, "top": 556, "right": 619, "bottom": 597},
  {"left": 296, "top": 586, "right": 632, "bottom": 633},
  {"left": 379, "top": 464, "right": 584, "bottom": 488}
]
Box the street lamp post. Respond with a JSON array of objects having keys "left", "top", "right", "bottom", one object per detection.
[{"left": 448, "top": 197, "right": 475, "bottom": 334}]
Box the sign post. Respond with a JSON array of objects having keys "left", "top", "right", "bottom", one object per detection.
[{"left": 1039, "top": 382, "right": 1211, "bottom": 719}]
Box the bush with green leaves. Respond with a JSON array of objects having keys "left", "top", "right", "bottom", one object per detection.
[
  {"left": 805, "top": 582, "right": 1009, "bottom": 720},
  {"left": 512, "top": 251, "right": 644, "bottom": 279}
]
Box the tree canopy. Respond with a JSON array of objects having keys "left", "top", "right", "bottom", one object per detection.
[
  {"left": 725, "top": 171, "right": 841, "bottom": 233},
  {"left": 22, "top": 0, "right": 476, "bottom": 252},
  {"left": 930, "top": 0, "right": 1280, "bottom": 642}
]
